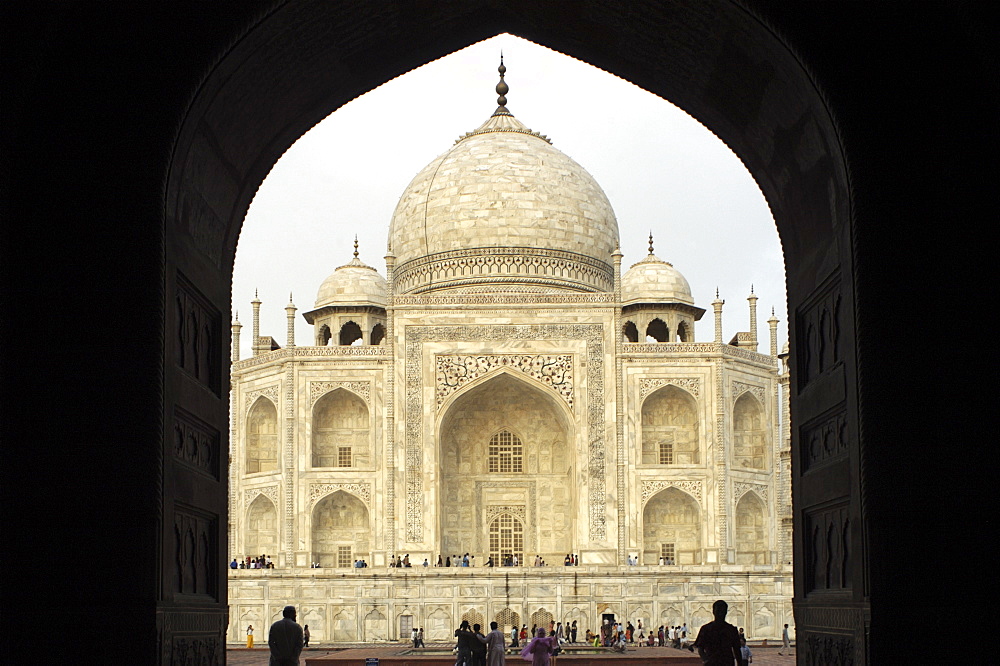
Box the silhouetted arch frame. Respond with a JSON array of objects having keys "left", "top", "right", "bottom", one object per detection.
[{"left": 162, "top": 1, "right": 858, "bottom": 660}]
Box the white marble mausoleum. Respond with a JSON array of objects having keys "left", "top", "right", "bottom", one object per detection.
[{"left": 227, "top": 63, "right": 792, "bottom": 644}]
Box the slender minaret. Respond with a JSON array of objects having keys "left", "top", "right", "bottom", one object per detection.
[
  {"left": 251, "top": 290, "right": 262, "bottom": 357},
  {"left": 231, "top": 312, "right": 242, "bottom": 363},
  {"left": 712, "top": 288, "right": 725, "bottom": 344},
  {"left": 612, "top": 244, "right": 623, "bottom": 300},
  {"left": 768, "top": 307, "right": 779, "bottom": 357},
  {"left": 748, "top": 286, "right": 758, "bottom": 351},
  {"left": 285, "top": 294, "right": 297, "bottom": 348}
]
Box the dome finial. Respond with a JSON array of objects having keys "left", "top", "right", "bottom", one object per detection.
[
  {"left": 494, "top": 53, "right": 510, "bottom": 116},
  {"left": 353, "top": 235, "right": 359, "bottom": 259},
  {"left": 648, "top": 231, "right": 654, "bottom": 255}
]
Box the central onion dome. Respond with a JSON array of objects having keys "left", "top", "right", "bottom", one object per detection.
[{"left": 388, "top": 59, "right": 620, "bottom": 294}]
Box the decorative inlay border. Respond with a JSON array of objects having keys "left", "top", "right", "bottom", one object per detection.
[
  {"left": 244, "top": 385, "right": 279, "bottom": 414},
  {"left": 406, "top": 324, "right": 605, "bottom": 543},
  {"left": 641, "top": 480, "right": 704, "bottom": 504},
  {"left": 733, "top": 482, "right": 768, "bottom": 504},
  {"left": 308, "top": 482, "right": 372, "bottom": 508},
  {"left": 394, "top": 293, "right": 617, "bottom": 306},
  {"left": 639, "top": 377, "right": 702, "bottom": 400},
  {"left": 436, "top": 354, "right": 573, "bottom": 409},
  {"left": 243, "top": 485, "right": 279, "bottom": 509},
  {"left": 309, "top": 380, "right": 372, "bottom": 407},
  {"left": 733, "top": 380, "right": 766, "bottom": 404}
]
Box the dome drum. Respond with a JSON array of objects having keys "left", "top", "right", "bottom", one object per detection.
[{"left": 393, "top": 246, "right": 614, "bottom": 294}]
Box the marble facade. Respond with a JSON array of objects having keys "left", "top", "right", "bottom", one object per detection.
[{"left": 228, "top": 74, "right": 791, "bottom": 642}]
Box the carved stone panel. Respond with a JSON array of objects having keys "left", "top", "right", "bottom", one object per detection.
[
  {"left": 173, "top": 504, "right": 219, "bottom": 600},
  {"left": 175, "top": 272, "right": 222, "bottom": 395},
  {"left": 173, "top": 407, "right": 221, "bottom": 480},
  {"left": 804, "top": 502, "right": 852, "bottom": 594},
  {"left": 801, "top": 407, "right": 849, "bottom": 473},
  {"left": 795, "top": 276, "right": 842, "bottom": 390}
]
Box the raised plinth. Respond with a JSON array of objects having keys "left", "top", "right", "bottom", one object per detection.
[{"left": 305, "top": 646, "right": 701, "bottom": 665}]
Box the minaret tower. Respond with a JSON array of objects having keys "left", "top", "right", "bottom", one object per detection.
[
  {"left": 748, "top": 286, "right": 759, "bottom": 351},
  {"left": 768, "top": 307, "right": 779, "bottom": 357},
  {"left": 231, "top": 312, "right": 242, "bottom": 363},
  {"left": 251, "top": 290, "right": 262, "bottom": 356},
  {"left": 285, "top": 294, "right": 297, "bottom": 348},
  {"left": 713, "top": 288, "right": 725, "bottom": 344}
]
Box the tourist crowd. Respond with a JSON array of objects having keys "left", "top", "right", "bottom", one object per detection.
[{"left": 231, "top": 554, "right": 273, "bottom": 569}]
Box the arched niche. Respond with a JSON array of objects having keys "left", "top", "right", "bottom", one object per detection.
[
  {"left": 641, "top": 385, "right": 699, "bottom": 465},
  {"left": 311, "top": 490, "right": 369, "bottom": 567},
  {"left": 312, "top": 388, "right": 369, "bottom": 468},
  {"left": 245, "top": 495, "right": 278, "bottom": 557},
  {"left": 735, "top": 492, "right": 768, "bottom": 565},
  {"left": 370, "top": 323, "right": 385, "bottom": 346},
  {"left": 246, "top": 397, "right": 278, "bottom": 474},
  {"left": 623, "top": 321, "right": 638, "bottom": 343},
  {"left": 676, "top": 321, "right": 690, "bottom": 342},
  {"left": 317, "top": 324, "right": 332, "bottom": 346},
  {"left": 495, "top": 608, "right": 520, "bottom": 632},
  {"left": 733, "top": 393, "right": 767, "bottom": 470},
  {"left": 642, "top": 487, "right": 701, "bottom": 565},
  {"left": 439, "top": 371, "right": 574, "bottom": 563}
]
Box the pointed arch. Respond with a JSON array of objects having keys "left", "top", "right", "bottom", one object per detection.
[
  {"left": 439, "top": 370, "right": 574, "bottom": 562},
  {"left": 312, "top": 387, "right": 369, "bottom": 468},
  {"left": 363, "top": 608, "right": 387, "bottom": 641},
  {"left": 641, "top": 384, "right": 699, "bottom": 465},
  {"left": 735, "top": 492, "right": 769, "bottom": 565},
  {"left": 676, "top": 321, "right": 690, "bottom": 342},
  {"left": 487, "top": 428, "right": 524, "bottom": 473},
  {"left": 488, "top": 512, "right": 524, "bottom": 566},
  {"left": 642, "top": 487, "right": 701, "bottom": 565},
  {"left": 733, "top": 392, "right": 767, "bottom": 469},
  {"left": 317, "top": 324, "right": 332, "bottom": 346},
  {"left": 245, "top": 397, "right": 278, "bottom": 474},
  {"left": 311, "top": 490, "right": 369, "bottom": 567},
  {"left": 245, "top": 494, "right": 278, "bottom": 557},
  {"left": 370, "top": 323, "right": 385, "bottom": 346}
]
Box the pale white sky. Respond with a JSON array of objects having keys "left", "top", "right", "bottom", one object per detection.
[{"left": 234, "top": 35, "right": 786, "bottom": 358}]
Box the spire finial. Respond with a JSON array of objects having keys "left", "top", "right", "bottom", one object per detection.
[
  {"left": 648, "top": 232, "right": 654, "bottom": 255},
  {"left": 353, "top": 235, "right": 359, "bottom": 259},
  {"left": 494, "top": 54, "right": 510, "bottom": 115},
  {"left": 716, "top": 287, "right": 720, "bottom": 299},
  {"left": 289, "top": 292, "right": 293, "bottom": 304}
]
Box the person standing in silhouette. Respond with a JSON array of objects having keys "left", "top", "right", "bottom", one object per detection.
[
  {"left": 693, "top": 600, "right": 741, "bottom": 665},
  {"left": 268, "top": 605, "right": 303, "bottom": 666}
]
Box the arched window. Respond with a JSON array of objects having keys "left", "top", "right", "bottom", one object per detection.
[
  {"left": 646, "top": 318, "right": 669, "bottom": 342},
  {"left": 317, "top": 324, "right": 332, "bottom": 346},
  {"left": 488, "top": 513, "right": 524, "bottom": 566},
  {"left": 370, "top": 323, "right": 385, "bottom": 346},
  {"left": 339, "top": 321, "right": 362, "bottom": 346},
  {"left": 312, "top": 389, "right": 369, "bottom": 468},
  {"left": 530, "top": 609, "right": 553, "bottom": 632},
  {"left": 641, "top": 385, "right": 699, "bottom": 464},
  {"left": 676, "top": 321, "right": 690, "bottom": 342},
  {"left": 246, "top": 397, "right": 278, "bottom": 473},
  {"left": 623, "top": 321, "right": 638, "bottom": 343},
  {"left": 488, "top": 429, "right": 523, "bottom": 473},
  {"left": 733, "top": 393, "right": 767, "bottom": 469},
  {"left": 495, "top": 609, "right": 520, "bottom": 632}
]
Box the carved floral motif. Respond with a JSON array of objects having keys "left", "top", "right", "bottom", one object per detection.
[
  {"left": 639, "top": 377, "right": 702, "bottom": 400},
  {"left": 641, "top": 480, "right": 703, "bottom": 504},
  {"left": 436, "top": 355, "right": 573, "bottom": 408},
  {"left": 309, "top": 381, "right": 372, "bottom": 407},
  {"left": 243, "top": 485, "right": 279, "bottom": 509},
  {"left": 733, "top": 381, "right": 766, "bottom": 405},
  {"left": 244, "top": 385, "right": 279, "bottom": 415},
  {"left": 733, "top": 482, "right": 768, "bottom": 504},
  {"left": 309, "top": 482, "right": 372, "bottom": 508}
]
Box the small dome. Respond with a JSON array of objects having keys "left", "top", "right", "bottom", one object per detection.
[
  {"left": 315, "top": 254, "right": 386, "bottom": 308},
  {"left": 621, "top": 253, "right": 694, "bottom": 306}
]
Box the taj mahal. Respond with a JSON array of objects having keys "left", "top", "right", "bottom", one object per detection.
[{"left": 226, "top": 62, "right": 792, "bottom": 645}]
